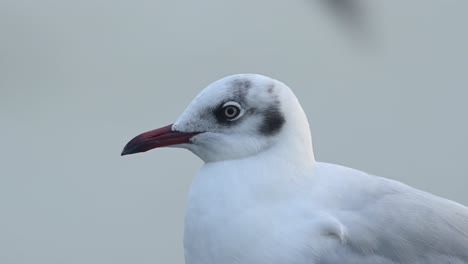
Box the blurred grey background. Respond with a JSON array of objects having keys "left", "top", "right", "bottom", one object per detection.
[{"left": 1, "top": 0, "right": 467, "bottom": 263}]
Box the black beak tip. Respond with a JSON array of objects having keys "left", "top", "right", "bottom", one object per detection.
[
  {"left": 121, "top": 143, "right": 135, "bottom": 156},
  {"left": 121, "top": 148, "right": 129, "bottom": 156}
]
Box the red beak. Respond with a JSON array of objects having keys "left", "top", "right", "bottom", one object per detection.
[{"left": 121, "top": 124, "right": 200, "bottom": 156}]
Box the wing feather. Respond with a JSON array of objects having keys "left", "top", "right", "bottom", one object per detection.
[{"left": 313, "top": 164, "right": 468, "bottom": 263}]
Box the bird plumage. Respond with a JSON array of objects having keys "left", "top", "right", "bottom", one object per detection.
[
  {"left": 185, "top": 159, "right": 468, "bottom": 263},
  {"left": 122, "top": 74, "right": 468, "bottom": 264}
]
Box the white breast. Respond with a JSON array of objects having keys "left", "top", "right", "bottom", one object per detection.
[{"left": 183, "top": 159, "right": 345, "bottom": 264}]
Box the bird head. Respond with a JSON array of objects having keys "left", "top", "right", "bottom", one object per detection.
[{"left": 121, "top": 74, "right": 314, "bottom": 163}]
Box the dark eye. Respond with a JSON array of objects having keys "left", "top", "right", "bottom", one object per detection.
[
  {"left": 213, "top": 101, "right": 244, "bottom": 123},
  {"left": 222, "top": 105, "right": 241, "bottom": 120}
]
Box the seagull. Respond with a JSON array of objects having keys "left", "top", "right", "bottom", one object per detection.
[{"left": 122, "top": 74, "right": 468, "bottom": 264}]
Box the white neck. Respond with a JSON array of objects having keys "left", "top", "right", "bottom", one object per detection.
[{"left": 275, "top": 90, "right": 315, "bottom": 167}]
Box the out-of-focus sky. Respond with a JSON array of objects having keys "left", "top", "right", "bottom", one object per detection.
[{"left": 1, "top": 1, "right": 467, "bottom": 263}]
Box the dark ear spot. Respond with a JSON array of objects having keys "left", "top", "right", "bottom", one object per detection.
[{"left": 259, "top": 105, "right": 285, "bottom": 136}]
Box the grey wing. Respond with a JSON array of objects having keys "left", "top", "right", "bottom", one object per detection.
[{"left": 318, "top": 178, "right": 468, "bottom": 264}]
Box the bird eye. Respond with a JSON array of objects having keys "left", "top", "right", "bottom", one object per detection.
[{"left": 221, "top": 102, "right": 242, "bottom": 121}]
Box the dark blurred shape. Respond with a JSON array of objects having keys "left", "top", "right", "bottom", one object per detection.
[{"left": 319, "top": 0, "right": 369, "bottom": 38}]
